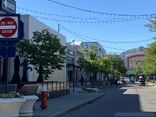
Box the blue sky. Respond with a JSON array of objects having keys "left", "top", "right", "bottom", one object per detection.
[{"left": 15, "top": 0, "right": 156, "bottom": 54}]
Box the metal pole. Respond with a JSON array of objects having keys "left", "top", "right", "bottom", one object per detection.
[
  {"left": 73, "top": 67, "right": 75, "bottom": 93},
  {"left": 58, "top": 24, "right": 60, "bottom": 32},
  {"left": 5, "top": 41, "right": 9, "bottom": 93},
  {"left": 73, "top": 45, "right": 77, "bottom": 93}
]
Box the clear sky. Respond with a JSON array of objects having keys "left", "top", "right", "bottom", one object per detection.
[{"left": 15, "top": 0, "right": 156, "bottom": 54}]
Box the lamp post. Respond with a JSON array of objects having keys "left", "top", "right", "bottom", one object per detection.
[{"left": 72, "top": 44, "right": 77, "bottom": 93}]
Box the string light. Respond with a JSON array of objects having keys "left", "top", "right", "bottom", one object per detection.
[
  {"left": 59, "top": 25, "right": 127, "bottom": 51},
  {"left": 17, "top": 7, "right": 154, "bottom": 24},
  {"left": 17, "top": 7, "right": 100, "bottom": 20},
  {"left": 16, "top": 5, "right": 153, "bottom": 52},
  {"left": 60, "top": 25, "right": 154, "bottom": 44},
  {"left": 47, "top": 0, "right": 156, "bottom": 17}
]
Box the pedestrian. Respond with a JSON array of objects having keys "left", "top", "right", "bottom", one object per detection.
[{"left": 80, "top": 75, "right": 84, "bottom": 87}]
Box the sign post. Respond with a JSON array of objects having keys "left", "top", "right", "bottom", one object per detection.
[
  {"left": 0, "top": 0, "right": 20, "bottom": 93},
  {"left": 0, "top": 0, "right": 16, "bottom": 14},
  {"left": 0, "top": 14, "right": 20, "bottom": 57},
  {"left": 0, "top": 14, "right": 22, "bottom": 93}
]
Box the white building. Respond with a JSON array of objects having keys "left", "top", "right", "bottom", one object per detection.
[
  {"left": 66, "top": 42, "right": 83, "bottom": 83},
  {"left": 2, "top": 15, "right": 67, "bottom": 82},
  {"left": 81, "top": 42, "right": 106, "bottom": 57}
]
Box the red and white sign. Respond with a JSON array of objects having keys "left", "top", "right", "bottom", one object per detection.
[{"left": 0, "top": 16, "right": 18, "bottom": 38}]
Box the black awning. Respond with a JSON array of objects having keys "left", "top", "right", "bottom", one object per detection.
[{"left": 66, "top": 63, "right": 80, "bottom": 68}]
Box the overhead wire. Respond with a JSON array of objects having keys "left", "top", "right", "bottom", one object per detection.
[
  {"left": 47, "top": 0, "right": 156, "bottom": 17},
  {"left": 17, "top": 7, "right": 154, "bottom": 24},
  {"left": 60, "top": 25, "right": 154, "bottom": 44},
  {"left": 16, "top": 3, "right": 154, "bottom": 52},
  {"left": 17, "top": 7, "right": 100, "bottom": 20},
  {"left": 59, "top": 25, "right": 127, "bottom": 51}
]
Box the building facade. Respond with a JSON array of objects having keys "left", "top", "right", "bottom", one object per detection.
[
  {"left": 120, "top": 46, "right": 145, "bottom": 75},
  {"left": 81, "top": 42, "right": 106, "bottom": 57},
  {"left": 0, "top": 15, "right": 67, "bottom": 82},
  {"left": 81, "top": 42, "right": 106, "bottom": 82},
  {"left": 66, "top": 42, "right": 83, "bottom": 83}
]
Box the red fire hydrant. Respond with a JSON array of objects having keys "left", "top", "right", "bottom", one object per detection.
[{"left": 40, "top": 85, "right": 48, "bottom": 110}]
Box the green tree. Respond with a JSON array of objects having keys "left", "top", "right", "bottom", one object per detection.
[
  {"left": 142, "top": 42, "right": 156, "bottom": 75},
  {"left": 142, "top": 17, "right": 156, "bottom": 75},
  {"left": 146, "top": 17, "right": 156, "bottom": 32},
  {"left": 99, "top": 55, "right": 113, "bottom": 79},
  {"left": 99, "top": 54, "right": 126, "bottom": 80},
  {"left": 134, "top": 66, "right": 143, "bottom": 77},
  {"left": 16, "top": 29, "right": 66, "bottom": 82},
  {"left": 111, "top": 55, "right": 127, "bottom": 77},
  {"left": 79, "top": 45, "right": 100, "bottom": 80}
]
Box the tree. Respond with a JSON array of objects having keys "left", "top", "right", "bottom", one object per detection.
[
  {"left": 145, "top": 17, "right": 156, "bottom": 32},
  {"left": 79, "top": 46, "right": 126, "bottom": 83},
  {"left": 142, "top": 17, "right": 156, "bottom": 75},
  {"left": 99, "top": 54, "right": 126, "bottom": 79},
  {"left": 142, "top": 42, "right": 156, "bottom": 75},
  {"left": 99, "top": 55, "right": 113, "bottom": 80},
  {"left": 78, "top": 45, "right": 100, "bottom": 87},
  {"left": 134, "top": 65, "right": 143, "bottom": 77},
  {"left": 16, "top": 29, "right": 66, "bottom": 82},
  {"left": 79, "top": 45, "right": 100, "bottom": 73},
  {"left": 110, "top": 55, "right": 127, "bottom": 78}
]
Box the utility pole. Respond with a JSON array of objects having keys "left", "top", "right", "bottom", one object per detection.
[
  {"left": 73, "top": 45, "right": 76, "bottom": 93},
  {"left": 58, "top": 24, "right": 60, "bottom": 33}
]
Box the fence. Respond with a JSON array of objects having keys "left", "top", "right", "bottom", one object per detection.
[
  {"left": 74, "top": 80, "right": 110, "bottom": 88},
  {"left": 37, "top": 81, "right": 70, "bottom": 98},
  {"left": 0, "top": 83, "right": 17, "bottom": 94}
]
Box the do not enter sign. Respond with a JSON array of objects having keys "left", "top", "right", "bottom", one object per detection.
[
  {"left": 0, "top": 15, "right": 19, "bottom": 39},
  {"left": 0, "top": 17, "right": 17, "bottom": 37}
]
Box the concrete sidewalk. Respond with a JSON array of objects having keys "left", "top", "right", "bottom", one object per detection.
[{"left": 32, "top": 88, "right": 104, "bottom": 117}]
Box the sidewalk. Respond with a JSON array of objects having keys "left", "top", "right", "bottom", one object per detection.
[{"left": 32, "top": 88, "right": 105, "bottom": 117}]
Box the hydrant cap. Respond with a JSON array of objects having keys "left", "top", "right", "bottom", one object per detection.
[{"left": 41, "top": 85, "right": 48, "bottom": 92}]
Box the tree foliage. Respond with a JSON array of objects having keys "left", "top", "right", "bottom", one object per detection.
[
  {"left": 110, "top": 55, "right": 127, "bottom": 77},
  {"left": 99, "top": 55, "right": 126, "bottom": 78},
  {"left": 142, "top": 41, "right": 156, "bottom": 75},
  {"left": 16, "top": 29, "right": 66, "bottom": 82},
  {"left": 79, "top": 45, "right": 100, "bottom": 74},
  {"left": 134, "top": 66, "right": 143, "bottom": 77},
  {"left": 142, "top": 17, "right": 156, "bottom": 75},
  {"left": 146, "top": 17, "right": 156, "bottom": 32},
  {"left": 79, "top": 45, "right": 126, "bottom": 79}
]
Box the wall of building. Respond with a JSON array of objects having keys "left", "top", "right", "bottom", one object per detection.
[
  {"left": 66, "top": 43, "right": 83, "bottom": 83},
  {"left": 120, "top": 46, "right": 145, "bottom": 75},
  {"left": 8, "top": 15, "right": 67, "bottom": 82},
  {"left": 81, "top": 42, "right": 106, "bottom": 57}
]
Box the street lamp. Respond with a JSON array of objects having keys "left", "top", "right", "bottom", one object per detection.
[{"left": 73, "top": 45, "right": 77, "bottom": 93}]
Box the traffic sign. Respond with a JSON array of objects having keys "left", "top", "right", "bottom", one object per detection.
[
  {"left": 0, "top": 14, "right": 22, "bottom": 57},
  {"left": 0, "top": 0, "right": 16, "bottom": 14},
  {"left": 0, "top": 14, "right": 20, "bottom": 40},
  {"left": 0, "top": 17, "right": 17, "bottom": 37}
]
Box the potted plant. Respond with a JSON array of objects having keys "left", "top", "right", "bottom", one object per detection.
[
  {"left": 0, "top": 93, "right": 25, "bottom": 117},
  {"left": 10, "top": 57, "right": 39, "bottom": 116},
  {"left": 18, "top": 84, "right": 39, "bottom": 116}
]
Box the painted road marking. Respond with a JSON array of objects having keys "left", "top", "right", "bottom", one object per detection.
[{"left": 115, "top": 112, "right": 155, "bottom": 117}]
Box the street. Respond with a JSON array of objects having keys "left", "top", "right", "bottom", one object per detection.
[{"left": 62, "top": 84, "right": 156, "bottom": 117}]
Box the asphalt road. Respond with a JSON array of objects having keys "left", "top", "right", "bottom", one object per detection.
[{"left": 62, "top": 84, "right": 156, "bottom": 117}]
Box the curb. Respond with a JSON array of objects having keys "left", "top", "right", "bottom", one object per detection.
[{"left": 52, "top": 93, "right": 105, "bottom": 117}]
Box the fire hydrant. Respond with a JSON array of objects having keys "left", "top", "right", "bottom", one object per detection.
[{"left": 40, "top": 85, "right": 48, "bottom": 110}]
